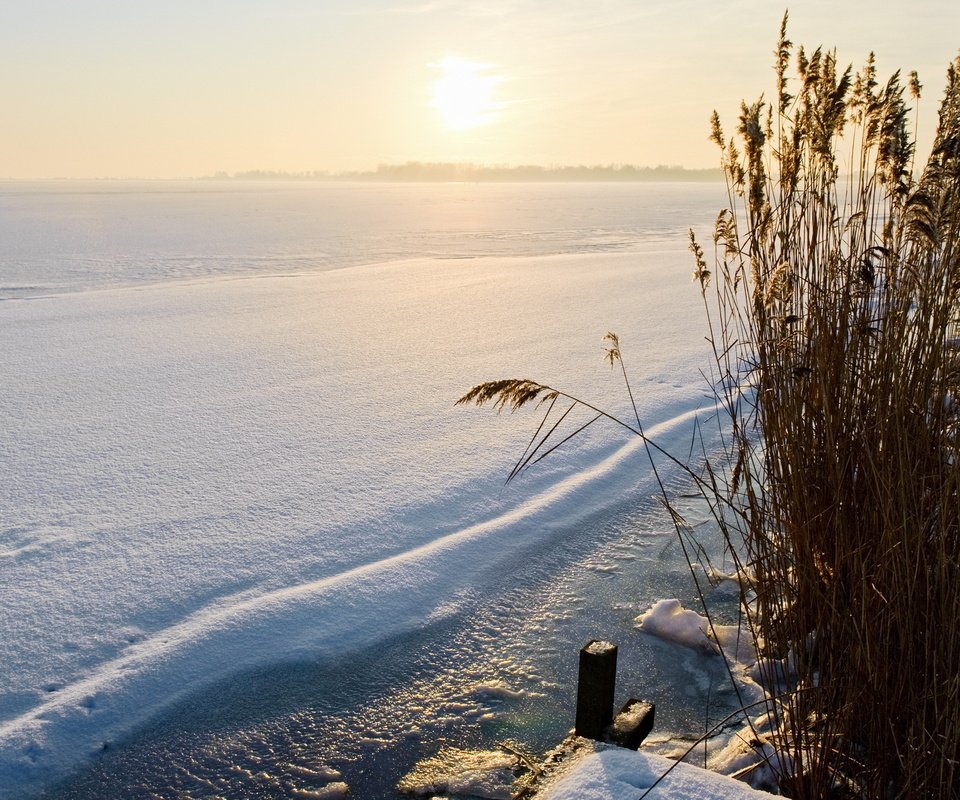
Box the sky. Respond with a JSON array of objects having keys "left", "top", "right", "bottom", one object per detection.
[{"left": 1, "top": 0, "right": 958, "bottom": 179}]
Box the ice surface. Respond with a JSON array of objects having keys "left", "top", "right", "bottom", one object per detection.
[
  {"left": 0, "top": 181, "right": 723, "bottom": 297},
  {"left": 1, "top": 242, "right": 713, "bottom": 796}
]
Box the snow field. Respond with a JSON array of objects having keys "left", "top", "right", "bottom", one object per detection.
[{"left": 1, "top": 250, "right": 711, "bottom": 796}]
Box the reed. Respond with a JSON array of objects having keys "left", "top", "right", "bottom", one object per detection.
[
  {"left": 460, "top": 18, "right": 960, "bottom": 798},
  {"left": 690, "top": 17, "right": 960, "bottom": 797}
]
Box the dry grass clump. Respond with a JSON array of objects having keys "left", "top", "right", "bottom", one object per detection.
[
  {"left": 460, "top": 18, "right": 960, "bottom": 799},
  {"left": 692, "top": 17, "right": 960, "bottom": 798}
]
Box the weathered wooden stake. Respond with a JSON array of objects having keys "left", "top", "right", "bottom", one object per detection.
[
  {"left": 575, "top": 640, "right": 618, "bottom": 740},
  {"left": 610, "top": 698, "right": 656, "bottom": 749}
]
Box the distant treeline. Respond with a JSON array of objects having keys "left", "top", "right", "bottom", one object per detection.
[{"left": 209, "top": 162, "right": 723, "bottom": 182}]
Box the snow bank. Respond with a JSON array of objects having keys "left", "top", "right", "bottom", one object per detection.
[{"left": 540, "top": 743, "right": 772, "bottom": 799}]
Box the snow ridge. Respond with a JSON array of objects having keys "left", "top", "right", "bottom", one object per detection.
[{"left": 0, "top": 406, "right": 703, "bottom": 796}]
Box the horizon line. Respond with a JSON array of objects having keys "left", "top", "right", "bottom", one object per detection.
[{"left": 2, "top": 163, "right": 724, "bottom": 183}]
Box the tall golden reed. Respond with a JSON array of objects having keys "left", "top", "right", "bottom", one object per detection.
[
  {"left": 691, "top": 15, "right": 960, "bottom": 798},
  {"left": 460, "top": 16, "right": 960, "bottom": 798}
]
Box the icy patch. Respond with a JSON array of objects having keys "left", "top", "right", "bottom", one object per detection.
[
  {"left": 397, "top": 748, "right": 518, "bottom": 798},
  {"left": 707, "top": 729, "right": 789, "bottom": 794},
  {"left": 634, "top": 597, "right": 795, "bottom": 792},
  {"left": 709, "top": 622, "right": 758, "bottom": 667},
  {"left": 747, "top": 648, "right": 800, "bottom": 692}
]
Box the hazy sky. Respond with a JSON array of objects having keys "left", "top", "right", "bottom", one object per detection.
[{"left": 2, "top": 0, "right": 958, "bottom": 178}]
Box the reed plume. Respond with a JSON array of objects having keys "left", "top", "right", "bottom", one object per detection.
[
  {"left": 693, "top": 16, "right": 960, "bottom": 796},
  {"left": 460, "top": 16, "right": 960, "bottom": 798}
]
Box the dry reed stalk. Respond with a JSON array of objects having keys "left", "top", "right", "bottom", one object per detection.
[
  {"left": 460, "top": 16, "right": 960, "bottom": 799},
  {"left": 693, "top": 15, "right": 960, "bottom": 797}
]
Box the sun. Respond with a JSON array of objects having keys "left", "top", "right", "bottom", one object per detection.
[{"left": 430, "top": 57, "right": 503, "bottom": 131}]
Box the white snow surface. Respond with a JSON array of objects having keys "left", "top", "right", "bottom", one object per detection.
[
  {"left": 636, "top": 598, "right": 717, "bottom": 653},
  {"left": 635, "top": 598, "right": 759, "bottom": 666},
  {"left": 1, "top": 249, "right": 711, "bottom": 796},
  {"left": 541, "top": 745, "right": 772, "bottom": 800}
]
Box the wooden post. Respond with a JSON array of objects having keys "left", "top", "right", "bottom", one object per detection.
[
  {"left": 611, "top": 699, "right": 656, "bottom": 749},
  {"left": 575, "top": 640, "right": 618, "bottom": 740}
]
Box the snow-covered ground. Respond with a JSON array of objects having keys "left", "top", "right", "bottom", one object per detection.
[
  {"left": 395, "top": 734, "right": 776, "bottom": 800},
  {"left": 542, "top": 743, "right": 771, "bottom": 800},
  {"left": 1, "top": 231, "right": 717, "bottom": 796}
]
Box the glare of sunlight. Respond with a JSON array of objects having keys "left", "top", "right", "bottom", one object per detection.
[{"left": 430, "top": 57, "right": 503, "bottom": 131}]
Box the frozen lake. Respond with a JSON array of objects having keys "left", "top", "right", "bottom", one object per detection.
[{"left": 0, "top": 181, "right": 741, "bottom": 798}]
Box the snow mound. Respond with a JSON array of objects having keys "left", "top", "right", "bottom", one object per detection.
[
  {"left": 635, "top": 599, "right": 757, "bottom": 665},
  {"left": 635, "top": 599, "right": 716, "bottom": 654},
  {"left": 541, "top": 743, "right": 773, "bottom": 799}
]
